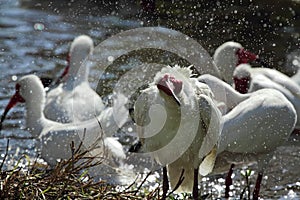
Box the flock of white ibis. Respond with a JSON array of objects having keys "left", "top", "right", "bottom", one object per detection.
[{"left": 0, "top": 35, "right": 299, "bottom": 200}]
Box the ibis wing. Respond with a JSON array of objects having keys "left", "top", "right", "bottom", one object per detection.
[
  {"left": 199, "top": 145, "right": 217, "bottom": 176},
  {"left": 134, "top": 92, "right": 151, "bottom": 133},
  {"left": 197, "top": 94, "right": 222, "bottom": 176}
]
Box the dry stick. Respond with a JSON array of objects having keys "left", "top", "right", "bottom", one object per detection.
[
  {"left": 71, "top": 152, "right": 98, "bottom": 172},
  {"left": 125, "top": 174, "right": 140, "bottom": 191},
  {"left": 93, "top": 117, "right": 109, "bottom": 159},
  {"left": 73, "top": 149, "right": 101, "bottom": 171},
  {"left": 28, "top": 155, "right": 44, "bottom": 175},
  {"left": 144, "top": 185, "right": 159, "bottom": 200},
  {"left": 55, "top": 181, "right": 68, "bottom": 200},
  {"left": 0, "top": 139, "right": 9, "bottom": 170},
  {"left": 0, "top": 136, "right": 126, "bottom": 199},
  {"left": 95, "top": 116, "right": 103, "bottom": 138},
  {"left": 70, "top": 141, "right": 75, "bottom": 170},
  {"left": 74, "top": 128, "right": 86, "bottom": 155},
  {"left": 134, "top": 170, "right": 153, "bottom": 195},
  {"left": 62, "top": 126, "right": 105, "bottom": 177},
  {"left": 166, "top": 169, "right": 185, "bottom": 198},
  {"left": 51, "top": 136, "right": 88, "bottom": 183}
]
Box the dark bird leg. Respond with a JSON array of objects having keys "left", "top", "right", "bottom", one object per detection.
[
  {"left": 225, "top": 164, "right": 235, "bottom": 198},
  {"left": 193, "top": 167, "right": 199, "bottom": 200},
  {"left": 253, "top": 172, "right": 263, "bottom": 200},
  {"left": 162, "top": 166, "right": 169, "bottom": 200}
]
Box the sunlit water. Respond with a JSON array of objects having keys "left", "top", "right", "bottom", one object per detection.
[{"left": 0, "top": 0, "right": 300, "bottom": 199}]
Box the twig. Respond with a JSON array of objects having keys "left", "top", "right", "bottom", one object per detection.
[
  {"left": 166, "top": 169, "right": 185, "bottom": 197},
  {"left": 70, "top": 141, "right": 75, "bottom": 170},
  {"left": 74, "top": 128, "right": 86, "bottom": 155},
  {"left": 125, "top": 174, "right": 140, "bottom": 191},
  {"left": 134, "top": 170, "right": 153, "bottom": 195},
  {"left": 0, "top": 139, "right": 9, "bottom": 170}
]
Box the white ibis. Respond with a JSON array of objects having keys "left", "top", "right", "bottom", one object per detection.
[
  {"left": 133, "top": 65, "right": 222, "bottom": 199},
  {"left": 218, "top": 88, "right": 296, "bottom": 199},
  {"left": 0, "top": 75, "right": 125, "bottom": 167},
  {"left": 198, "top": 74, "right": 297, "bottom": 199},
  {"left": 233, "top": 63, "right": 300, "bottom": 129},
  {"left": 198, "top": 74, "right": 248, "bottom": 115},
  {"left": 213, "top": 41, "right": 258, "bottom": 84},
  {"left": 44, "top": 35, "right": 105, "bottom": 123}
]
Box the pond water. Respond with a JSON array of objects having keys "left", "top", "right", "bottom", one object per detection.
[{"left": 0, "top": 0, "right": 300, "bottom": 199}]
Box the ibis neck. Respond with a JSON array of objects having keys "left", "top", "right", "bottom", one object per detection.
[
  {"left": 25, "top": 96, "right": 46, "bottom": 137},
  {"left": 63, "top": 54, "right": 89, "bottom": 90},
  {"left": 214, "top": 53, "right": 238, "bottom": 84},
  {"left": 223, "top": 82, "right": 249, "bottom": 112}
]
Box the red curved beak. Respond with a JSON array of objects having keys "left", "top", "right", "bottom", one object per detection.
[
  {"left": 165, "top": 80, "right": 181, "bottom": 106},
  {"left": 236, "top": 48, "right": 259, "bottom": 65},
  {"left": 157, "top": 75, "right": 181, "bottom": 106},
  {"left": 0, "top": 89, "right": 25, "bottom": 131}
]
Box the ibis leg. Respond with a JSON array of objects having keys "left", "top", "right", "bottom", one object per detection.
[
  {"left": 225, "top": 164, "right": 235, "bottom": 198},
  {"left": 162, "top": 166, "right": 169, "bottom": 200},
  {"left": 193, "top": 167, "right": 199, "bottom": 200},
  {"left": 253, "top": 172, "right": 263, "bottom": 200}
]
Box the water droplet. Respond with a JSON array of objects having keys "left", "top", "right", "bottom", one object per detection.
[
  {"left": 34, "top": 23, "right": 45, "bottom": 31},
  {"left": 292, "top": 59, "right": 299, "bottom": 66},
  {"left": 108, "top": 56, "right": 114, "bottom": 62},
  {"left": 12, "top": 75, "right": 17, "bottom": 81}
]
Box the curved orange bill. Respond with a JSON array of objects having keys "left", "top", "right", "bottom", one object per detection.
[{"left": 0, "top": 92, "right": 25, "bottom": 131}]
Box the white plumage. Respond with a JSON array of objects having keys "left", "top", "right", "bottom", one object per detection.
[
  {"left": 44, "top": 35, "right": 105, "bottom": 123},
  {"left": 233, "top": 63, "right": 300, "bottom": 129},
  {"left": 213, "top": 41, "right": 258, "bottom": 84},
  {"left": 199, "top": 74, "right": 297, "bottom": 165},
  {"left": 219, "top": 88, "right": 296, "bottom": 166},
  {"left": 1, "top": 75, "right": 125, "bottom": 167},
  {"left": 198, "top": 73, "right": 297, "bottom": 199},
  {"left": 134, "top": 65, "right": 222, "bottom": 193}
]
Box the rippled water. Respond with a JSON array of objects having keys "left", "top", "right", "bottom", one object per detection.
[{"left": 0, "top": 0, "right": 300, "bottom": 199}]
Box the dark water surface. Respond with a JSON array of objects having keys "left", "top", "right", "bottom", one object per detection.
[{"left": 0, "top": 0, "right": 300, "bottom": 199}]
